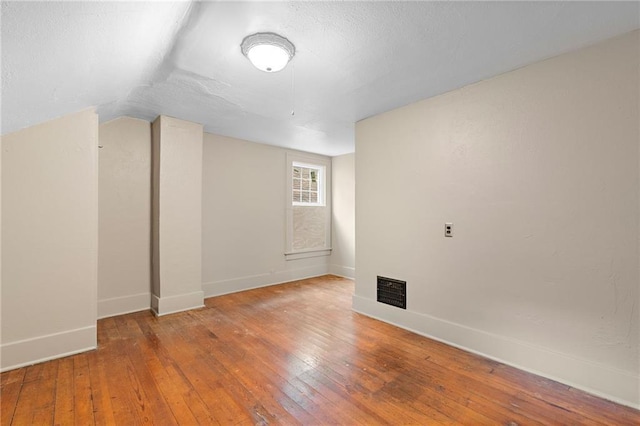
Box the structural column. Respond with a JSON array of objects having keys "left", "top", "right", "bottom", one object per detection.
[{"left": 151, "top": 115, "right": 204, "bottom": 315}]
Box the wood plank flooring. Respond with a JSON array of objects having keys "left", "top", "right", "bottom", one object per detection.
[{"left": 1, "top": 275, "right": 639, "bottom": 425}]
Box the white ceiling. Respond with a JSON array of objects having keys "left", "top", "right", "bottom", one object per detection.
[{"left": 2, "top": 1, "right": 639, "bottom": 156}]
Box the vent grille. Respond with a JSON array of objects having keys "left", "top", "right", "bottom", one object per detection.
[{"left": 377, "top": 276, "right": 406, "bottom": 309}]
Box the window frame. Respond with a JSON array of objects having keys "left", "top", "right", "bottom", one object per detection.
[
  {"left": 292, "top": 161, "right": 325, "bottom": 207},
  {"left": 285, "top": 152, "right": 332, "bottom": 260}
]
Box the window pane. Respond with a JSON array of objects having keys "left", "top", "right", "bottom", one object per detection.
[{"left": 292, "top": 164, "right": 323, "bottom": 205}]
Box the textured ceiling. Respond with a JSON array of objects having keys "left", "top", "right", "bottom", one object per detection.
[{"left": 2, "top": 1, "right": 639, "bottom": 156}]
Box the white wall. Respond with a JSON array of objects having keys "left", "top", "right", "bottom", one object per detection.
[
  {"left": 330, "top": 153, "right": 355, "bottom": 279},
  {"left": 202, "top": 133, "right": 331, "bottom": 297},
  {"left": 1, "top": 109, "right": 98, "bottom": 370},
  {"left": 354, "top": 31, "right": 640, "bottom": 407},
  {"left": 98, "top": 117, "right": 151, "bottom": 318},
  {"left": 151, "top": 116, "right": 204, "bottom": 315}
]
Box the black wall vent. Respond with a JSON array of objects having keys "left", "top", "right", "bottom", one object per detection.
[{"left": 377, "top": 276, "right": 406, "bottom": 309}]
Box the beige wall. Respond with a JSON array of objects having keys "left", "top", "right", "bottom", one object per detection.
[
  {"left": 0, "top": 135, "right": 3, "bottom": 368},
  {"left": 1, "top": 109, "right": 98, "bottom": 370},
  {"left": 98, "top": 117, "right": 151, "bottom": 318},
  {"left": 330, "top": 153, "right": 355, "bottom": 278},
  {"left": 151, "top": 116, "right": 204, "bottom": 315},
  {"left": 354, "top": 31, "right": 640, "bottom": 407},
  {"left": 202, "top": 133, "right": 331, "bottom": 296}
]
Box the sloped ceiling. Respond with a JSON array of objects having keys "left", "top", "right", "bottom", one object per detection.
[{"left": 2, "top": 1, "right": 639, "bottom": 156}]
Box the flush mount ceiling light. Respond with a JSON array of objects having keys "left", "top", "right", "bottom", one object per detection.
[{"left": 241, "top": 32, "right": 295, "bottom": 73}]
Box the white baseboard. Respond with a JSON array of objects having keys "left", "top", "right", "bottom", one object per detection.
[
  {"left": 352, "top": 295, "right": 640, "bottom": 409},
  {"left": 98, "top": 292, "right": 150, "bottom": 319},
  {"left": 203, "top": 264, "right": 330, "bottom": 298},
  {"left": 0, "top": 325, "right": 96, "bottom": 372},
  {"left": 151, "top": 290, "right": 204, "bottom": 316},
  {"left": 329, "top": 264, "right": 355, "bottom": 279}
]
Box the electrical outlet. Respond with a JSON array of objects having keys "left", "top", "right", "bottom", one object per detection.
[{"left": 444, "top": 223, "right": 453, "bottom": 237}]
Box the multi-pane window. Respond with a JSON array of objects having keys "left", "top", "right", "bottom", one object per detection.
[{"left": 292, "top": 163, "right": 324, "bottom": 206}]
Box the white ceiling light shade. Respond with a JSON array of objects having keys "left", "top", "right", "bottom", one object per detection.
[{"left": 241, "top": 32, "right": 295, "bottom": 73}]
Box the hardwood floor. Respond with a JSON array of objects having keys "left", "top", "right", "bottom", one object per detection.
[{"left": 1, "top": 275, "right": 638, "bottom": 425}]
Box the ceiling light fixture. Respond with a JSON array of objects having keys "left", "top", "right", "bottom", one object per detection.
[{"left": 241, "top": 32, "right": 295, "bottom": 73}]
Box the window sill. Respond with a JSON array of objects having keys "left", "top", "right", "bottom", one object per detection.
[
  {"left": 284, "top": 248, "right": 332, "bottom": 261},
  {"left": 292, "top": 202, "right": 326, "bottom": 207}
]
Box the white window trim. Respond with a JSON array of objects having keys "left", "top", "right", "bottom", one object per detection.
[
  {"left": 285, "top": 152, "right": 332, "bottom": 260},
  {"left": 284, "top": 248, "right": 332, "bottom": 260},
  {"left": 292, "top": 161, "right": 325, "bottom": 207}
]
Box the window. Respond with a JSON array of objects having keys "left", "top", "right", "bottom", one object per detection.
[
  {"left": 292, "top": 162, "right": 325, "bottom": 206},
  {"left": 285, "top": 152, "right": 331, "bottom": 260}
]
